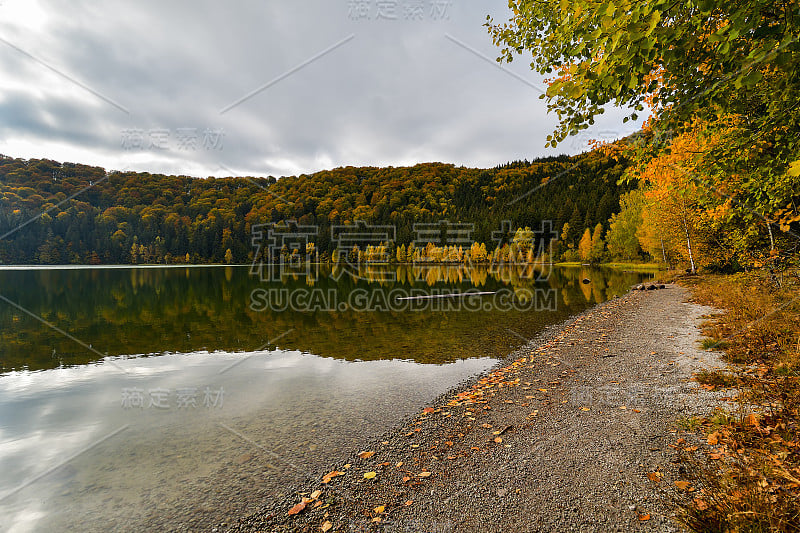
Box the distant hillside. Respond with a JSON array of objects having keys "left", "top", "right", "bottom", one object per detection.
[{"left": 0, "top": 152, "right": 631, "bottom": 264}]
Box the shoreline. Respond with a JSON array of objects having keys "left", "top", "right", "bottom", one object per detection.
[{"left": 221, "top": 284, "right": 728, "bottom": 532}]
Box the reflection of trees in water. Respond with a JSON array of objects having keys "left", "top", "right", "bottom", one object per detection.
[{"left": 0, "top": 266, "right": 653, "bottom": 373}]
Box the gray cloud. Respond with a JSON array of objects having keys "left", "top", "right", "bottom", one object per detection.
[{"left": 0, "top": 0, "right": 642, "bottom": 178}]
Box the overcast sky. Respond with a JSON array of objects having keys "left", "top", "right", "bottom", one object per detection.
[{"left": 0, "top": 0, "right": 641, "bottom": 178}]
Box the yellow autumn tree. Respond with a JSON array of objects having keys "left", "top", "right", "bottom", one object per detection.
[{"left": 578, "top": 228, "right": 592, "bottom": 262}]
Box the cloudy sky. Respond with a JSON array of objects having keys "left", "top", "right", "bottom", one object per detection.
[{"left": 0, "top": 0, "right": 640, "bottom": 178}]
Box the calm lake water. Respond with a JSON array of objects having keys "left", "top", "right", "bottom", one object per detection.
[{"left": 0, "top": 264, "right": 654, "bottom": 532}]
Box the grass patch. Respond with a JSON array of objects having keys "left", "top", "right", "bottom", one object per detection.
[
  {"left": 700, "top": 338, "right": 730, "bottom": 351},
  {"left": 674, "top": 269, "right": 800, "bottom": 532},
  {"left": 694, "top": 369, "right": 738, "bottom": 389},
  {"left": 676, "top": 416, "right": 703, "bottom": 431}
]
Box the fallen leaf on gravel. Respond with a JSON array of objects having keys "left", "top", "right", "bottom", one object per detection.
[
  {"left": 494, "top": 437, "right": 503, "bottom": 443},
  {"left": 313, "top": 501, "right": 323, "bottom": 508},
  {"left": 693, "top": 498, "right": 709, "bottom": 510},
  {"left": 404, "top": 500, "right": 413, "bottom": 506},
  {"left": 619, "top": 406, "right": 627, "bottom": 410},
  {"left": 288, "top": 501, "right": 307, "bottom": 516},
  {"left": 310, "top": 490, "right": 322, "bottom": 499},
  {"left": 422, "top": 407, "right": 435, "bottom": 414},
  {"left": 322, "top": 471, "right": 344, "bottom": 484},
  {"left": 707, "top": 432, "right": 721, "bottom": 445},
  {"left": 374, "top": 505, "right": 385, "bottom": 514},
  {"left": 639, "top": 514, "right": 651, "bottom": 521},
  {"left": 372, "top": 517, "right": 382, "bottom": 523},
  {"left": 402, "top": 476, "right": 411, "bottom": 482},
  {"left": 343, "top": 463, "right": 351, "bottom": 469},
  {"left": 675, "top": 481, "right": 691, "bottom": 490},
  {"left": 396, "top": 462, "right": 403, "bottom": 467},
  {"left": 321, "top": 521, "right": 332, "bottom": 532},
  {"left": 418, "top": 471, "right": 431, "bottom": 478},
  {"left": 647, "top": 472, "right": 663, "bottom": 483},
  {"left": 538, "top": 388, "right": 548, "bottom": 392},
  {"left": 708, "top": 453, "right": 723, "bottom": 460},
  {"left": 363, "top": 471, "right": 377, "bottom": 480},
  {"left": 481, "top": 423, "right": 493, "bottom": 428},
  {"left": 358, "top": 451, "right": 375, "bottom": 459},
  {"left": 580, "top": 407, "right": 591, "bottom": 411}
]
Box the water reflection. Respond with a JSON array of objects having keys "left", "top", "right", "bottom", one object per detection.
[{"left": 0, "top": 265, "right": 653, "bottom": 373}]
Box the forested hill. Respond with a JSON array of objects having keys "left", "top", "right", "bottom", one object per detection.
[{"left": 0, "top": 151, "right": 630, "bottom": 264}]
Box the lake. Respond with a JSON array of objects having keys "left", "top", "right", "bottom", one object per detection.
[{"left": 0, "top": 264, "right": 654, "bottom": 532}]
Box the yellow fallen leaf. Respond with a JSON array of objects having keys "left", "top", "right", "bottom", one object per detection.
[
  {"left": 310, "top": 490, "right": 322, "bottom": 499},
  {"left": 538, "top": 388, "right": 548, "bottom": 392},
  {"left": 372, "top": 517, "right": 382, "bottom": 523},
  {"left": 396, "top": 461, "right": 403, "bottom": 467},
  {"left": 404, "top": 500, "right": 413, "bottom": 506},
  {"left": 321, "top": 521, "right": 332, "bottom": 532},
  {"left": 580, "top": 407, "right": 591, "bottom": 411},
  {"left": 675, "top": 481, "right": 691, "bottom": 490},
  {"left": 494, "top": 437, "right": 503, "bottom": 444},
  {"left": 418, "top": 471, "right": 431, "bottom": 478},
  {"left": 358, "top": 451, "right": 375, "bottom": 459},
  {"left": 363, "top": 471, "right": 377, "bottom": 480}
]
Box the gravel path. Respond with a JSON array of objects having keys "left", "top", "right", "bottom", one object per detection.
[{"left": 221, "top": 284, "right": 727, "bottom": 532}]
